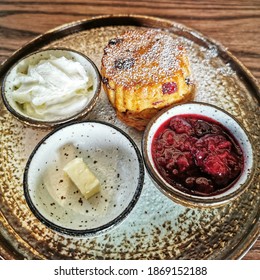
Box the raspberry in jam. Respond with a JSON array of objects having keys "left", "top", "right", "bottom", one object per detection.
[{"left": 151, "top": 114, "right": 244, "bottom": 196}]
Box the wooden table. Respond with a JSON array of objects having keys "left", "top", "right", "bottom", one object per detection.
[{"left": 0, "top": 0, "right": 259, "bottom": 260}]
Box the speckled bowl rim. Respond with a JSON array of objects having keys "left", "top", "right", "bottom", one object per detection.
[
  {"left": 23, "top": 120, "right": 145, "bottom": 237},
  {"left": 142, "top": 101, "right": 256, "bottom": 208},
  {"left": 1, "top": 48, "right": 102, "bottom": 129}
]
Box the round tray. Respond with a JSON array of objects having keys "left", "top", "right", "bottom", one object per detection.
[{"left": 0, "top": 15, "right": 259, "bottom": 260}]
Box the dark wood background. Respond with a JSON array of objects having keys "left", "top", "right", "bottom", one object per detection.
[{"left": 0, "top": 0, "right": 259, "bottom": 260}]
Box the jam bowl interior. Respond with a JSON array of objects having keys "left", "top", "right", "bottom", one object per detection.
[
  {"left": 1, "top": 48, "right": 101, "bottom": 128},
  {"left": 142, "top": 102, "right": 255, "bottom": 207},
  {"left": 23, "top": 121, "right": 144, "bottom": 237}
]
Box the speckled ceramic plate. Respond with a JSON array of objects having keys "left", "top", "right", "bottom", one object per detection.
[{"left": 0, "top": 15, "right": 259, "bottom": 260}]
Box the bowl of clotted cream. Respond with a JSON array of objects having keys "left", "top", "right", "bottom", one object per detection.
[{"left": 1, "top": 48, "right": 101, "bottom": 128}]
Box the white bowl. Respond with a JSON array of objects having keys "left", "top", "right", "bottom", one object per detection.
[
  {"left": 24, "top": 121, "right": 144, "bottom": 236},
  {"left": 2, "top": 48, "right": 101, "bottom": 128},
  {"left": 142, "top": 102, "right": 255, "bottom": 207}
]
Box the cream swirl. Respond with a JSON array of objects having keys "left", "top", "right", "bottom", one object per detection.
[{"left": 11, "top": 55, "right": 93, "bottom": 120}]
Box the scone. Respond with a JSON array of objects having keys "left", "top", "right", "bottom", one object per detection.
[{"left": 101, "top": 29, "right": 195, "bottom": 131}]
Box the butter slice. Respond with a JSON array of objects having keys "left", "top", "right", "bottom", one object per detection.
[{"left": 63, "top": 158, "right": 101, "bottom": 199}]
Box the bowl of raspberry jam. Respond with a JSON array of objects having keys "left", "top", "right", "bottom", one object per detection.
[{"left": 142, "top": 102, "right": 255, "bottom": 207}]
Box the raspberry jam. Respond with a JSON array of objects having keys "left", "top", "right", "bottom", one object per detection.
[{"left": 151, "top": 114, "right": 244, "bottom": 196}]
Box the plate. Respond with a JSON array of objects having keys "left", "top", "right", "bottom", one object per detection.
[{"left": 0, "top": 15, "right": 259, "bottom": 260}]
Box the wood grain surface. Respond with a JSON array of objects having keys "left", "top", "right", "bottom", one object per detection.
[{"left": 0, "top": 0, "right": 259, "bottom": 260}]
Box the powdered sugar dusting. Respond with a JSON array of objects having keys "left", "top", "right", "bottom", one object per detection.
[{"left": 102, "top": 29, "right": 184, "bottom": 86}]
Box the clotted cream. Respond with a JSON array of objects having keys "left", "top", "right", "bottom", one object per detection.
[{"left": 11, "top": 55, "right": 93, "bottom": 119}]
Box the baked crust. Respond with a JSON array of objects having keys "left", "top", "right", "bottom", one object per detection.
[{"left": 101, "top": 29, "right": 195, "bottom": 130}]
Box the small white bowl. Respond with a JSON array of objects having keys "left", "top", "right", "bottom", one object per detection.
[
  {"left": 23, "top": 121, "right": 144, "bottom": 236},
  {"left": 2, "top": 49, "right": 101, "bottom": 128},
  {"left": 142, "top": 102, "right": 255, "bottom": 207}
]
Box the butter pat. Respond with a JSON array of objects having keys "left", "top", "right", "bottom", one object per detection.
[{"left": 63, "top": 158, "right": 101, "bottom": 199}]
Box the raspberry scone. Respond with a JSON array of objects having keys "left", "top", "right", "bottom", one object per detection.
[{"left": 101, "top": 29, "right": 195, "bottom": 131}]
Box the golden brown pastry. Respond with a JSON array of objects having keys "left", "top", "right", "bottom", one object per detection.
[{"left": 101, "top": 29, "right": 195, "bottom": 131}]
